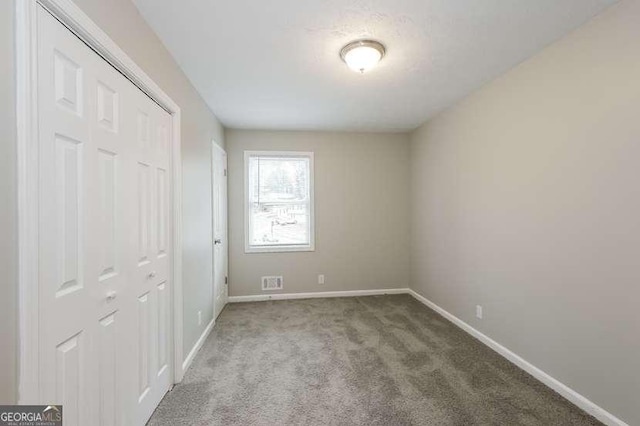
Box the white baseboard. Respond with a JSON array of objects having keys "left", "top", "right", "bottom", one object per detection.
[
  {"left": 181, "top": 317, "right": 215, "bottom": 375},
  {"left": 228, "top": 288, "right": 409, "bottom": 303},
  {"left": 406, "top": 289, "right": 628, "bottom": 426}
]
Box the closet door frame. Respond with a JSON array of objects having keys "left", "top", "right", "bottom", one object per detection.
[{"left": 16, "top": 0, "right": 186, "bottom": 404}]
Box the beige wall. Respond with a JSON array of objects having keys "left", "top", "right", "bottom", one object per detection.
[
  {"left": 227, "top": 130, "right": 410, "bottom": 297},
  {"left": 0, "top": 0, "right": 18, "bottom": 405},
  {"left": 409, "top": 1, "right": 640, "bottom": 424}
]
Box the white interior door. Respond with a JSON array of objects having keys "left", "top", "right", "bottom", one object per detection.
[
  {"left": 130, "top": 60, "right": 174, "bottom": 426},
  {"left": 37, "top": 6, "right": 173, "bottom": 425},
  {"left": 212, "top": 143, "right": 228, "bottom": 318}
]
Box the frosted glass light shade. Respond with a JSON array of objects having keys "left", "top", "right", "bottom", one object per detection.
[{"left": 340, "top": 40, "right": 385, "bottom": 73}]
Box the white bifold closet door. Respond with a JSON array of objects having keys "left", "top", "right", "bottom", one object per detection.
[{"left": 37, "top": 6, "right": 173, "bottom": 425}]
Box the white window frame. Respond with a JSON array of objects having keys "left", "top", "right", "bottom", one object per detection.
[{"left": 244, "top": 151, "right": 315, "bottom": 253}]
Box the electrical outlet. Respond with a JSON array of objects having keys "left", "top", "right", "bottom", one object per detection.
[
  {"left": 198, "top": 310, "right": 202, "bottom": 326},
  {"left": 476, "top": 305, "right": 483, "bottom": 320},
  {"left": 318, "top": 274, "right": 325, "bottom": 285}
]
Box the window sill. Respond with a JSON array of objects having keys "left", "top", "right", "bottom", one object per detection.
[{"left": 245, "top": 245, "right": 315, "bottom": 254}]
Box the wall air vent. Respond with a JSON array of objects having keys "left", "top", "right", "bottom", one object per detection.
[{"left": 261, "top": 276, "right": 283, "bottom": 291}]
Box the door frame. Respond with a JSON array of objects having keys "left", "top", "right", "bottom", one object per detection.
[
  {"left": 16, "top": 0, "right": 186, "bottom": 403},
  {"left": 211, "top": 141, "right": 228, "bottom": 318}
]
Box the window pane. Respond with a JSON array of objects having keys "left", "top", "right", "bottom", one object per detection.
[
  {"left": 249, "top": 157, "right": 309, "bottom": 203},
  {"left": 250, "top": 202, "right": 309, "bottom": 246},
  {"left": 247, "top": 154, "right": 312, "bottom": 250}
]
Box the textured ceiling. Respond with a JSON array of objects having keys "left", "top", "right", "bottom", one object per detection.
[{"left": 132, "top": 0, "right": 617, "bottom": 132}]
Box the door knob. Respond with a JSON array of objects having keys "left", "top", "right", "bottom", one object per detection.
[
  {"left": 214, "top": 239, "right": 222, "bottom": 245},
  {"left": 106, "top": 291, "right": 117, "bottom": 302},
  {"left": 148, "top": 271, "right": 157, "bottom": 279}
]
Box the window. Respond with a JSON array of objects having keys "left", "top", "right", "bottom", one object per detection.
[{"left": 245, "top": 151, "right": 314, "bottom": 253}]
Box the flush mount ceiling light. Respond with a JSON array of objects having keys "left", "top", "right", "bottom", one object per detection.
[{"left": 340, "top": 40, "right": 386, "bottom": 73}]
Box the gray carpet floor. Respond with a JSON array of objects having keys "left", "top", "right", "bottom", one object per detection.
[{"left": 148, "top": 295, "right": 601, "bottom": 425}]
